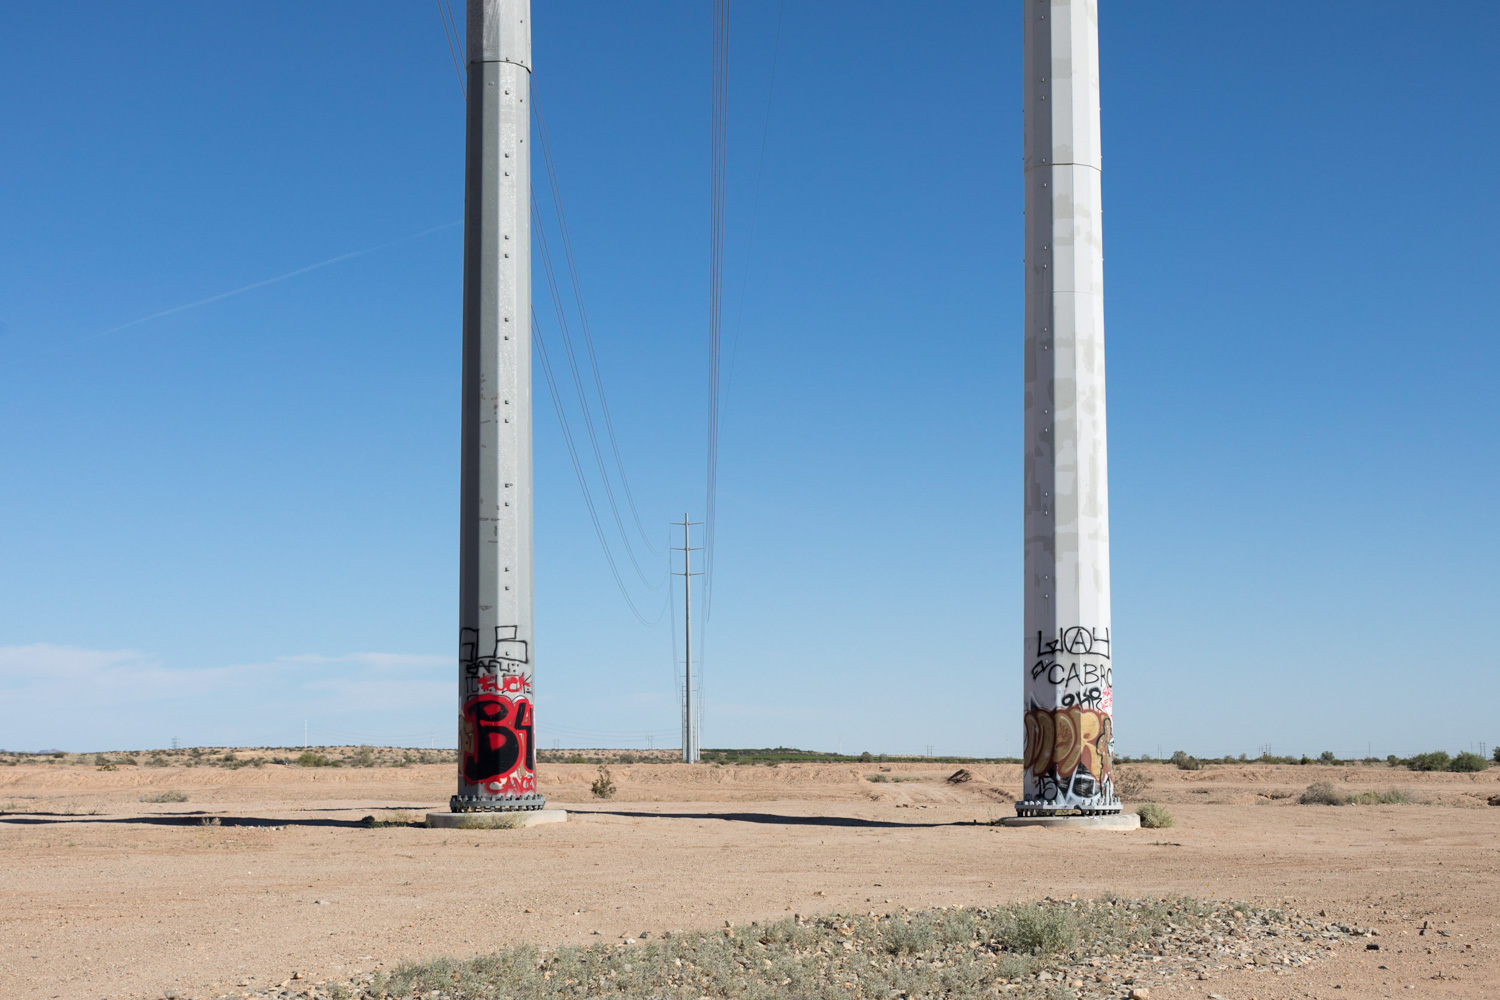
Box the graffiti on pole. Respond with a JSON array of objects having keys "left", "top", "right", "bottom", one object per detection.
[
  {"left": 1022, "top": 626, "right": 1116, "bottom": 809},
  {"left": 459, "top": 626, "right": 536, "bottom": 796}
]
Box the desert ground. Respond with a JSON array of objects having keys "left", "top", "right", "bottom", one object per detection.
[{"left": 2, "top": 755, "right": 1498, "bottom": 1000}]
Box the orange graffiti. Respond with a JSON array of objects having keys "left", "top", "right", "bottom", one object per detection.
[{"left": 1023, "top": 706, "right": 1112, "bottom": 783}]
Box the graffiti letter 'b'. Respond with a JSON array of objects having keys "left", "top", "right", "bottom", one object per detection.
[{"left": 462, "top": 695, "right": 531, "bottom": 785}]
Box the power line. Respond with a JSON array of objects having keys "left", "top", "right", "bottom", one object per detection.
[
  {"left": 704, "top": 0, "right": 731, "bottom": 618},
  {"left": 533, "top": 313, "right": 667, "bottom": 626},
  {"left": 723, "top": 0, "right": 785, "bottom": 427},
  {"left": 532, "top": 86, "right": 661, "bottom": 557},
  {"left": 532, "top": 194, "right": 664, "bottom": 591},
  {"left": 434, "top": 0, "right": 465, "bottom": 100}
]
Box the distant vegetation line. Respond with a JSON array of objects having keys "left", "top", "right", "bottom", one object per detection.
[{"left": 0, "top": 744, "right": 1492, "bottom": 772}]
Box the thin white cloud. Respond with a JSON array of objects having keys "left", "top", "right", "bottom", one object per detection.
[{"left": 0, "top": 643, "right": 451, "bottom": 750}]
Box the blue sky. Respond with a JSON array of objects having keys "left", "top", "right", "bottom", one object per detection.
[{"left": 2, "top": 2, "right": 1497, "bottom": 758}]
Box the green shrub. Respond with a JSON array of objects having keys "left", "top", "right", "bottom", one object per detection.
[
  {"left": 1170, "top": 751, "right": 1201, "bottom": 771},
  {"left": 999, "top": 903, "right": 1081, "bottom": 954},
  {"left": 1299, "top": 782, "right": 1345, "bottom": 805},
  {"left": 350, "top": 747, "right": 377, "bottom": 768},
  {"left": 1408, "top": 751, "right": 1452, "bottom": 772},
  {"left": 1450, "top": 752, "right": 1489, "bottom": 773},
  {"left": 591, "top": 765, "right": 616, "bottom": 799},
  {"left": 1135, "top": 802, "right": 1174, "bottom": 828},
  {"left": 1318, "top": 750, "right": 1337, "bottom": 764},
  {"left": 296, "top": 751, "right": 332, "bottom": 767}
]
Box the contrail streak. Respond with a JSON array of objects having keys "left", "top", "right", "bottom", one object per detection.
[{"left": 9, "top": 221, "right": 459, "bottom": 366}]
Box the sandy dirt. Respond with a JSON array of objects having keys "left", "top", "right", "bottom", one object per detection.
[{"left": 2, "top": 760, "right": 1497, "bottom": 1000}]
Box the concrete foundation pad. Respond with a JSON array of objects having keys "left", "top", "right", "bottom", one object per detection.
[
  {"left": 998, "top": 813, "right": 1141, "bottom": 831},
  {"left": 425, "top": 809, "right": 568, "bottom": 829}
]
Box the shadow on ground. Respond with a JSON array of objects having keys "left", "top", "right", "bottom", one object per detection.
[{"left": 574, "top": 808, "right": 984, "bottom": 829}]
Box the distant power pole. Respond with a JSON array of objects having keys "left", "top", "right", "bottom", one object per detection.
[
  {"left": 672, "top": 515, "right": 703, "bottom": 763},
  {"left": 303, "top": 720, "right": 308, "bottom": 749},
  {"left": 1016, "top": 0, "right": 1119, "bottom": 817},
  {"left": 452, "top": 0, "right": 543, "bottom": 813}
]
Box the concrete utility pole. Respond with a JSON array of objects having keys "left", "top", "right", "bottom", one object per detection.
[
  {"left": 672, "top": 515, "right": 702, "bottom": 763},
  {"left": 453, "top": 0, "right": 543, "bottom": 813},
  {"left": 1018, "top": 0, "right": 1119, "bottom": 816}
]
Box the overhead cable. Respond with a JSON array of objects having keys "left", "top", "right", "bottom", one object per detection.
[
  {"left": 533, "top": 312, "right": 667, "bottom": 627},
  {"left": 533, "top": 86, "right": 661, "bottom": 557},
  {"left": 725, "top": 0, "right": 784, "bottom": 413},
  {"left": 435, "top": 0, "right": 466, "bottom": 100},
  {"left": 704, "top": 0, "right": 731, "bottom": 619},
  {"left": 533, "top": 195, "right": 665, "bottom": 591}
]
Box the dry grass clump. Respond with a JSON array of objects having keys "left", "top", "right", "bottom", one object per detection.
[
  {"left": 139, "top": 790, "right": 188, "bottom": 803},
  {"left": 1135, "top": 802, "right": 1174, "bottom": 828},
  {"left": 1344, "top": 788, "right": 1415, "bottom": 805},
  {"left": 1112, "top": 767, "right": 1152, "bottom": 799},
  {"left": 1300, "top": 782, "right": 1415, "bottom": 806},
  {"left": 363, "top": 810, "right": 421, "bottom": 828},
  {"left": 354, "top": 897, "right": 1276, "bottom": 1000}
]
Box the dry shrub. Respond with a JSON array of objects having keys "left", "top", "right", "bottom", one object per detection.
[
  {"left": 139, "top": 790, "right": 188, "bottom": 803},
  {"left": 1299, "top": 781, "right": 1345, "bottom": 805},
  {"left": 1113, "top": 767, "right": 1151, "bottom": 799},
  {"left": 369, "top": 897, "right": 1250, "bottom": 1000},
  {"left": 1135, "top": 802, "right": 1174, "bottom": 828}
]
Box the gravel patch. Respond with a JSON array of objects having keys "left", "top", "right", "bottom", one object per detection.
[{"left": 213, "top": 896, "right": 1368, "bottom": 1000}]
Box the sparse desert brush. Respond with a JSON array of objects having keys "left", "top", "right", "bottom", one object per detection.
[
  {"left": 364, "top": 810, "right": 420, "bottom": 828},
  {"left": 866, "top": 774, "right": 890, "bottom": 783},
  {"left": 350, "top": 747, "right": 377, "bottom": 768},
  {"left": 1135, "top": 802, "right": 1174, "bottom": 828},
  {"left": 1170, "top": 751, "right": 1202, "bottom": 771},
  {"left": 1299, "top": 782, "right": 1345, "bottom": 805},
  {"left": 1113, "top": 767, "right": 1151, "bottom": 798},
  {"left": 1301, "top": 782, "right": 1413, "bottom": 806},
  {"left": 140, "top": 790, "right": 188, "bottom": 803},
  {"left": 591, "top": 765, "right": 616, "bottom": 799},
  {"left": 999, "top": 902, "right": 1081, "bottom": 953},
  {"left": 1344, "top": 788, "right": 1415, "bottom": 805},
  {"left": 370, "top": 897, "right": 1266, "bottom": 1000},
  {"left": 296, "top": 751, "right": 333, "bottom": 768}
]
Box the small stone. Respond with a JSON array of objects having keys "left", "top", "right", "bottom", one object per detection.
[
  {"left": 291, "top": 972, "right": 303, "bottom": 980},
  {"left": 1367, "top": 943, "right": 1380, "bottom": 951},
  {"left": 1130, "top": 990, "right": 1151, "bottom": 1000}
]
